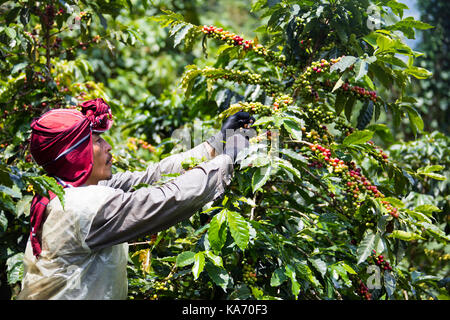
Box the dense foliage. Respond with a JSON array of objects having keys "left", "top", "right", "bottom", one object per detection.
[
  {"left": 413, "top": 0, "right": 449, "bottom": 135},
  {"left": 0, "top": 0, "right": 448, "bottom": 300}
]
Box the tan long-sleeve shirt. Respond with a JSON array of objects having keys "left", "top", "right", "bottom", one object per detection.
[{"left": 88, "top": 142, "right": 233, "bottom": 250}]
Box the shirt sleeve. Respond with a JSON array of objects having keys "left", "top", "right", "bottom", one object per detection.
[
  {"left": 85, "top": 154, "right": 233, "bottom": 251},
  {"left": 98, "top": 141, "right": 215, "bottom": 192}
]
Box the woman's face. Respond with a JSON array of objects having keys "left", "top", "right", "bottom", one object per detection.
[{"left": 85, "top": 133, "right": 113, "bottom": 185}]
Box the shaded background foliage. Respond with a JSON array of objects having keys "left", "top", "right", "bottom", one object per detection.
[
  {"left": 413, "top": 0, "right": 449, "bottom": 135},
  {"left": 0, "top": 0, "right": 448, "bottom": 300}
]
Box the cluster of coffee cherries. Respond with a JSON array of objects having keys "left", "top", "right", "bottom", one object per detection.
[
  {"left": 307, "top": 160, "right": 324, "bottom": 169},
  {"left": 323, "top": 80, "right": 379, "bottom": 102},
  {"left": 294, "top": 58, "right": 341, "bottom": 92},
  {"left": 23, "top": 71, "right": 47, "bottom": 86},
  {"left": 242, "top": 262, "right": 257, "bottom": 285},
  {"left": 424, "top": 249, "right": 450, "bottom": 261},
  {"left": 358, "top": 280, "right": 372, "bottom": 300},
  {"left": 303, "top": 103, "right": 335, "bottom": 124},
  {"left": 307, "top": 143, "right": 399, "bottom": 219},
  {"left": 342, "top": 161, "right": 385, "bottom": 201},
  {"left": 380, "top": 200, "right": 399, "bottom": 218},
  {"left": 41, "top": 4, "right": 56, "bottom": 28},
  {"left": 198, "top": 67, "right": 282, "bottom": 95},
  {"left": 149, "top": 278, "right": 173, "bottom": 300},
  {"left": 301, "top": 127, "right": 321, "bottom": 141},
  {"left": 367, "top": 141, "right": 389, "bottom": 163},
  {"left": 369, "top": 250, "right": 393, "bottom": 271},
  {"left": 334, "top": 118, "right": 355, "bottom": 137},
  {"left": 272, "top": 94, "right": 293, "bottom": 111},
  {"left": 62, "top": 35, "right": 102, "bottom": 53},
  {"left": 201, "top": 25, "right": 285, "bottom": 65},
  {"left": 227, "top": 101, "right": 277, "bottom": 118},
  {"left": 308, "top": 143, "right": 347, "bottom": 174},
  {"left": 127, "top": 137, "right": 156, "bottom": 152},
  {"left": 78, "top": 35, "right": 101, "bottom": 50},
  {"left": 224, "top": 95, "right": 291, "bottom": 120},
  {"left": 3, "top": 103, "right": 37, "bottom": 119}
]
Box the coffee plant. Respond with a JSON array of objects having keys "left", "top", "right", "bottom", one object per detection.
[
  {"left": 0, "top": 0, "right": 448, "bottom": 301},
  {"left": 132, "top": 0, "right": 448, "bottom": 301}
]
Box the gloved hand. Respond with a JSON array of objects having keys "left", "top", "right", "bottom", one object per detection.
[
  {"left": 221, "top": 111, "right": 255, "bottom": 136},
  {"left": 207, "top": 111, "right": 255, "bottom": 154},
  {"left": 223, "top": 133, "right": 250, "bottom": 163}
]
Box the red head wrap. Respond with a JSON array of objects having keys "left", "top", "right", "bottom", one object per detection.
[{"left": 28, "top": 98, "right": 113, "bottom": 257}]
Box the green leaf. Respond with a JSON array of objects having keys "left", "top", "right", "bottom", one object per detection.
[
  {"left": 277, "top": 158, "right": 302, "bottom": 181},
  {"left": 309, "top": 258, "right": 327, "bottom": 277},
  {"left": 205, "top": 262, "right": 230, "bottom": 291},
  {"left": 342, "top": 130, "right": 374, "bottom": 146},
  {"left": 331, "top": 264, "right": 351, "bottom": 287},
  {"left": 16, "top": 195, "right": 33, "bottom": 217},
  {"left": 279, "top": 148, "right": 307, "bottom": 163},
  {"left": 403, "top": 105, "right": 424, "bottom": 135},
  {"left": 417, "top": 222, "right": 450, "bottom": 242},
  {"left": 392, "top": 17, "right": 434, "bottom": 31},
  {"left": 270, "top": 267, "right": 288, "bottom": 287},
  {"left": 0, "top": 192, "right": 15, "bottom": 213},
  {"left": 0, "top": 165, "right": 13, "bottom": 187},
  {"left": 330, "top": 56, "right": 357, "bottom": 73},
  {"left": 176, "top": 251, "right": 196, "bottom": 267},
  {"left": 414, "top": 204, "right": 442, "bottom": 214},
  {"left": 205, "top": 251, "right": 223, "bottom": 268},
  {"left": 6, "top": 251, "right": 23, "bottom": 285},
  {"left": 404, "top": 66, "right": 432, "bottom": 79},
  {"left": 339, "top": 262, "right": 357, "bottom": 275},
  {"left": 419, "top": 172, "right": 446, "bottom": 181},
  {"left": 173, "top": 24, "right": 194, "bottom": 48},
  {"left": 284, "top": 264, "right": 300, "bottom": 298},
  {"left": 332, "top": 75, "right": 345, "bottom": 92},
  {"left": 388, "top": 230, "right": 425, "bottom": 241},
  {"left": 11, "top": 62, "right": 28, "bottom": 74},
  {"left": 382, "top": 197, "right": 405, "bottom": 208},
  {"left": 192, "top": 251, "right": 205, "bottom": 280},
  {"left": 404, "top": 209, "right": 432, "bottom": 223},
  {"left": 26, "top": 175, "right": 65, "bottom": 208},
  {"left": 384, "top": 271, "right": 396, "bottom": 298},
  {"left": 4, "top": 27, "right": 16, "bottom": 39},
  {"left": 387, "top": 0, "right": 409, "bottom": 18},
  {"left": 252, "top": 165, "right": 272, "bottom": 193},
  {"left": 334, "top": 91, "right": 347, "bottom": 116},
  {"left": 357, "top": 230, "right": 377, "bottom": 264},
  {"left": 208, "top": 210, "right": 228, "bottom": 252},
  {"left": 0, "top": 211, "right": 7, "bottom": 233},
  {"left": 417, "top": 165, "right": 446, "bottom": 181},
  {"left": 344, "top": 96, "right": 357, "bottom": 121},
  {"left": 417, "top": 165, "right": 445, "bottom": 174},
  {"left": 375, "top": 33, "right": 395, "bottom": 53},
  {"left": 296, "top": 263, "right": 320, "bottom": 287},
  {"left": 355, "top": 60, "right": 368, "bottom": 81},
  {"left": 226, "top": 210, "right": 250, "bottom": 251},
  {"left": 356, "top": 100, "right": 374, "bottom": 130},
  {"left": 253, "top": 116, "right": 273, "bottom": 126},
  {"left": 283, "top": 119, "right": 303, "bottom": 140}
]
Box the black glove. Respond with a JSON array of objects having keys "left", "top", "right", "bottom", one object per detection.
[
  {"left": 221, "top": 111, "right": 255, "bottom": 136},
  {"left": 207, "top": 111, "right": 255, "bottom": 154},
  {"left": 224, "top": 133, "right": 250, "bottom": 163}
]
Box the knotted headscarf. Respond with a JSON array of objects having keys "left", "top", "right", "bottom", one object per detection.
[{"left": 29, "top": 98, "right": 113, "bottom": 257}]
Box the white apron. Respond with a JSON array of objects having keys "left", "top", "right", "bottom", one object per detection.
[{"left": 18, "top": 185, "right": 128, "bottom": 300}]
